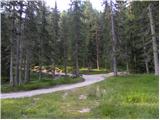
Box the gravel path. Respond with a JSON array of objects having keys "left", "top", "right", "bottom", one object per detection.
[{"left": 0, "top": 72, "right": 116, "bottom": 99}]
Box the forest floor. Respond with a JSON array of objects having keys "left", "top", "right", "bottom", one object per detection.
[
  {"left": 1, "top": 72, "right": 117, "bottom": 99},
  {"left": 1, "top": 74, "right": 158, "bottom": 119}
]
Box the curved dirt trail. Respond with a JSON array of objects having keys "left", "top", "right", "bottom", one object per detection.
[{"left": 1, "top": 73, "right": 115, "bottom": 99}]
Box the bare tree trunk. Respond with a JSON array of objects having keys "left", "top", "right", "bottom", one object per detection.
[
  {"left": 148, "top": 4, "right": 159, "bottom": 75},
  {"left": 26, "top": 60, "right": 30, "bottom": 82},
  {"left": 75, "top": 41, "right": 79, "bottom": 77},
  {"left": 38, "top": 66, "right": 42, "bottom": 80},
  {"left": 88, "top": 61, "right": 91, "bottom": 72},
  {"left": 19, "top": 41, "right": 22, "bottom": 84},
  {"left": 15, "top": 31, "right": 20, "bottom": 85},
  {"left": 39, "top": 29, "right": 43, "bottom": 80},
  {"left": 38, "top": 53, "right": 42, "bottom": 80},
  {"left": 10, "top": 13, "right": 15, "bottom": 86},
  {"left": 64, "top": 41, "right": 67, "bottom": 76},
  {"left": 126, "top": 62, "right": 129, "bottom": 74},
  {"left": 10, "top": 38, "right": 14, "bottom": 86},
  {"left": 96, "top": 28, "right": 100, "bottom": 70},
  {"left": 52, "top": 63, "right": 55, "bottom": 78},
  {"left": 38, "top": 1, "right": 46, "bottom": 80},
  {"left": 82, "top": 56, "right": 85, "bottom": 68},
  {"left": 23, "top": 55, "right": 26, "bottom": 82},
  {"left": 24, "top": 53, "right": 30, "bottom": 82},
  {"left": 24, "top": 56, "right": 27, "bottom": 83},
  {"left": 64, "top": 60, "right": 67, "bottom": 76},
  {"left": 143, "top": 38, "right": 149, "bottom": 74},
  {"left": 145, "top": 60, "right": 149, "bottom": 74},
  {"left": 110, "top": 0, "right": 117, "bottom": 76},
  {"left": 15, "top": 2, "right": 24, "bottom": 85},
  {"left": 125, "top": 45, "right": 129, "bottom": 74},
  {"left": 19, "top": 16, "right": 22, "bottom": 85}
]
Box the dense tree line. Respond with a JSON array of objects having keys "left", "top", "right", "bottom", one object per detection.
[{"left": 1, "top": 0, "right": 159, "bottom": 86}]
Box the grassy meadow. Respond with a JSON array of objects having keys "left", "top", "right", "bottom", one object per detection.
[{"left": 1, "top": 74, "right": 158, "bottom": 119}]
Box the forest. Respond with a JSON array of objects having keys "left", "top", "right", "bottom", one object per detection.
[{"left": 1, "top": 0, "right": 159, "bottom": 119}]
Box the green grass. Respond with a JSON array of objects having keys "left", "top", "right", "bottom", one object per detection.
[
  {"left": 1, "top": 74, "right": 84, "bottom": 93},
  {"left": 1, "top": 74, "right": 158, "bottom": 119},
  {"left": 79, "top": 67, "right": 109, "bottom": 74}
]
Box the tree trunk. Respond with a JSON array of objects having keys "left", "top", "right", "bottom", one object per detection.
[
  {"left": 125, "top": 45, "right": 129, "bottom": 74},
  {"left": 15, "top": 31, "right": 20, "bottom": 85},
  {"left": 145, "top": 60, "right": 149, "bottom": 74},
  {"left": 52, "top": 63, "right": 55, "bottom": 78},
  {"left": 64, "top": 60, "right": 67, "bottom": 76},
  {"left": 39, "top": 27, "right": 43, "bottom": 80},
  {"left": 64, "top": 40, "right": 67, "bottom": 76},
  {"left": 24, "top": 56, "right": 28, "bottom": 83},
  {"left": 19, "top": 42, "right": 22, "bottom": 84},
  {"left": 110, "top": 0, "right": 117, "bottom": 76},
  {"left": 15, "top": 1, "right": 24, "bottom": 85},
  {"left": 10, "top": 38, "right": 14, "bottom": 86},
  {"left": 19, "top": 14, "right": 22, "bottom": 85},
  {"left": 23, "top": 55, "right": 26, "bottom": 82},
  {"left": 96, "top": 28, "right": 100, "bottom": 70},
  {"left": 10, "top": 13, "right": 15, "bottom": 86},
  {"left": 148, "top": 4, "right": 159, "bottom": 75},
  {"left": 39, "top": 61, "right": 42, "bottom": 80},
  {"left": 24, "top": 53, "right": 30, "bottom": 83},
  {"left": 143, "top": 38, "right": 149, "bottom": 74},
  {"left": 75, "top": 41, "right": 79, "bottom": 77},
  {"left": 88, "top": 61, "right": 91, "bottom": 72},
  {"left": 126, "top": 62, "right": 129, "bottom": 74},
  {"left": 25, "top": 61, "right": 30, "bottom": 82}
]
